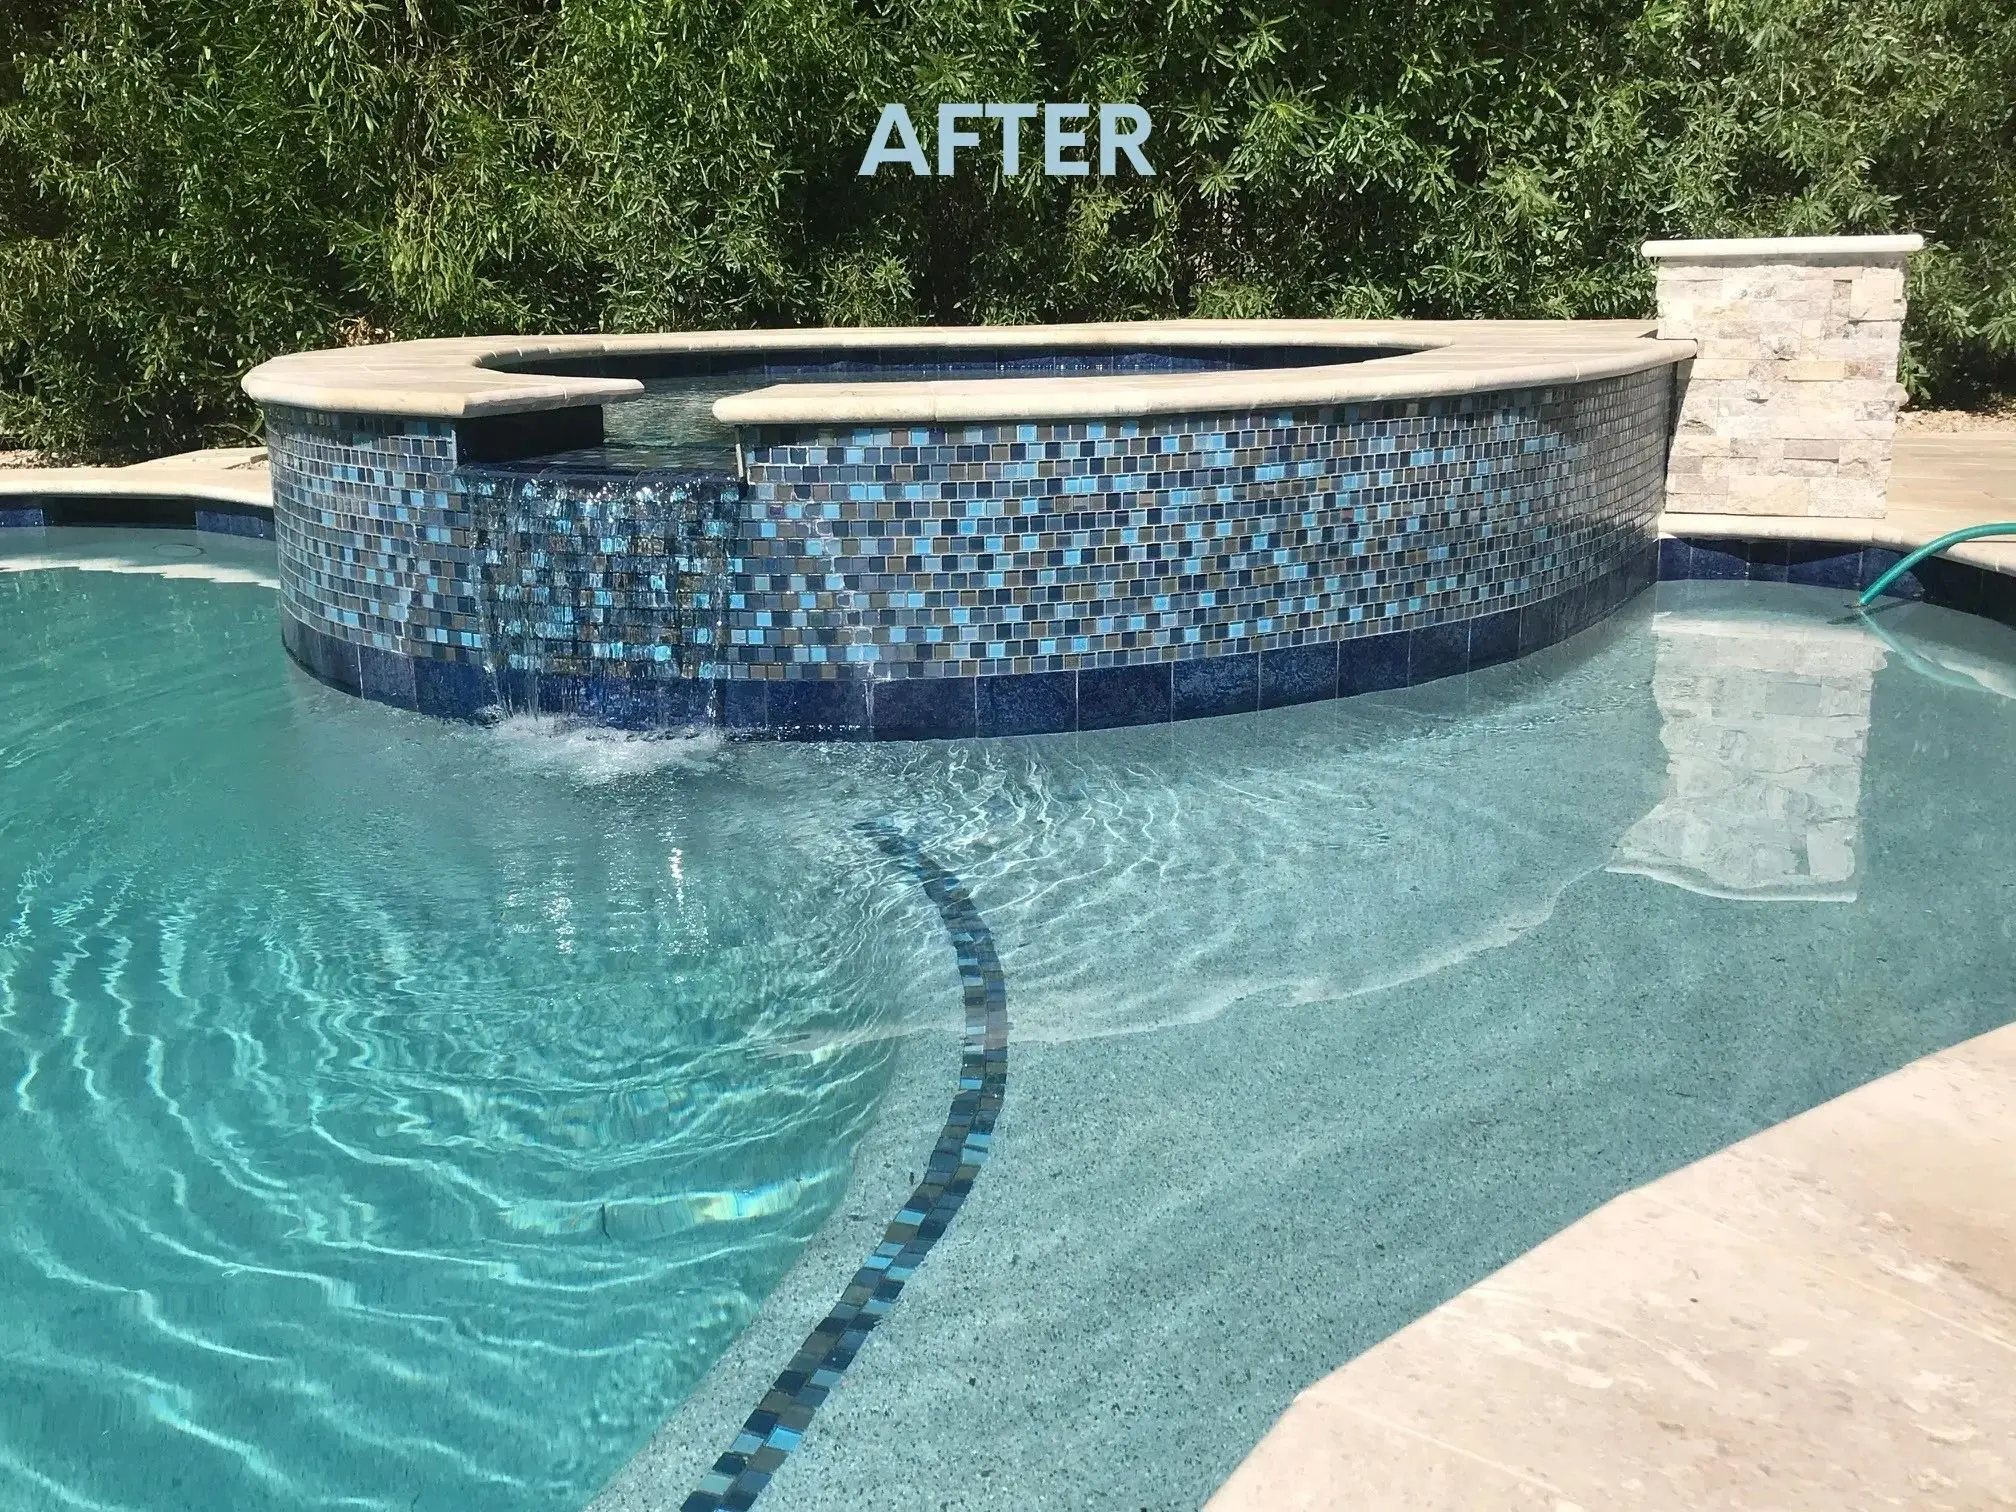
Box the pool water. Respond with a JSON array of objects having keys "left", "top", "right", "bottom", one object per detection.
[
  {"left": 0, "top": 532, "right": 953, "bottom": 1512},
  {"left": 4, "top": 529, "right": 2016, "bottom": 1511}
]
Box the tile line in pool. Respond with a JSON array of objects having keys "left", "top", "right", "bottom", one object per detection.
[{"left": 679, "top": 820, "right": 1008, "bottom": 1512}]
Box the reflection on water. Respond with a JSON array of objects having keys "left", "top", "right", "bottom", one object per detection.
[{"left": 1610, "top": 604, "right": 1886, "bottom": 902}]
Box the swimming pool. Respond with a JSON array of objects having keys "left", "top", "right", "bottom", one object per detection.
[{"left": 3, "top": 524, "right": 2013, "bottom": 1510}]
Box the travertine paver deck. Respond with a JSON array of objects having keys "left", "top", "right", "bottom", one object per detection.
[{"left": 1208, "top": 1021, "right": 2016, "bottom": 1511}]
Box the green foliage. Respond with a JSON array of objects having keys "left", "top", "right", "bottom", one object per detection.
[{"left": 2, "top": 0, "right": 2012, "bottom": 457}]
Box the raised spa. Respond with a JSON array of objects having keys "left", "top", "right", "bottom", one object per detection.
[{"left": 242, "top": 322, "right": 1689, "bottom": 737}]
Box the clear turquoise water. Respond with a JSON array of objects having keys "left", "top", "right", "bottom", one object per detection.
[
  {"left": 5, "top": 529, "right": 2016, "bottom": 1512},
  {"left": 0, "top": 532, "right": 949, "bottom": 1512}
]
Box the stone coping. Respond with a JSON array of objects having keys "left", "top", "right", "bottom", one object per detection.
[
  {"left": 0, "top": 448, "right": 271, "bottom": 509},
  {"left": 1207, "top": 1020, "right": 2016, "bottom": 1511},
  {"left": 1641, "top": 233, "right": 1924, "bottom": 261},
  {"left": 236, "top": 319, "right": 1692, "bottom": 424}
]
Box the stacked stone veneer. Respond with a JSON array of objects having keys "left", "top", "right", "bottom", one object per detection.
[{"left": 1647, "top": 235, "right": 1923, "bottom": 518}]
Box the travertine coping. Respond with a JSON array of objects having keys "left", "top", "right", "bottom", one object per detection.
[
  {"left": 0, "top": 447, "right": 270, "bottom": 508},
  {"left": 1641, "top": 234, "right": 1925, "bottom": 262},
  {"left": 237, "top": 320, "right": 1693, "bottom": 425}
]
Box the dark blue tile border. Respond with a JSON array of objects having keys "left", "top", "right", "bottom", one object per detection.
[
  {"left": 412, "top": 654, "right": 495, "bottom": 721},
  {"left": 279, "top": 611, "right": 361, "bottom": 697},
  {"left": 1408, "top": 620, "right": 1470, "bottom": 685},
  {"left": 977, "top": 670, "right": 1077, "bottom": 737},
  {"left": 871, "top": 676, "right": 976, "bottom": 741},
  {"left": 681, "top": 823, "right": 1006, "bottom": 1512},
  {"left": 767, "top": 678, "right": 870, "bottom": 740},
  {"left": 194, "top": 508, "right": 276, "bottom": 540},
  {"left": 1339, "top": 627, "right": 1411, "bottom": 695},
  {"left": 278, "top": 552, "right": 1682, "bottom": 738},
  {"left": 1078, "top": 663, "right": 1173, "bottom": 731},
  {"left": 1467, "top": 606, "right": 1522, "bottom": 672},
  {"left": 0, "top": 499, "right": 274, "bottom": 538},
  {"left": 1173, "top": 651, "right": 1258, "bottom": 721},
  {"left": 357, "top": 644, "right": 417, "bottom": 712},
  {"left": 1658, "top": 534, "right": 2016, "bottom": 625},
  {"left": 1259, "top": 641, "right": 1338, "bottom": 710},
  {"left": 1784, "top": 542, "right": 1865, "bottom": 590}
]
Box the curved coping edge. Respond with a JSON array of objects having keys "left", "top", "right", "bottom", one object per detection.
[{"left": 239, "top": 320, "right": 1692, "bottom": 425}]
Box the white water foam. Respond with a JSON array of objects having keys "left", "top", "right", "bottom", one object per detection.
[{"left": 477, "top": 713, "right": 731, "bottom": 787}]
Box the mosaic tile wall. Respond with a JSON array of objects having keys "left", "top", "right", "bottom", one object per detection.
[
  {"left": 265, "top": 405, "right": 474, "bottom": 661},
  {"left": 261, "top": 362, "right": 1678, "bottom": 735},
  {"left": 731, "top": 368, "right": 1671, "bottom": 683}
]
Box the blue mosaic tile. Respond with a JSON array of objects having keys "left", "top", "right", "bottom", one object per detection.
[
  {"left": 263, "top": 365, "right": 1670, "bottom": 735},
  {"left": 1077, "top": 663, "right": 1171, "bottom": 730},
  {"left": 0, "top": 507, "right": 47, "bottom": 528},
  {"left": 1172, "top": 652, "right": 1258, "bottom": 721},
  {"left": 1408, "top": 621, "right": 1470, "bottom": 684},
  {"left": 681, "top": 822, "right": 1007, "bottom": 1512},
  {"left": 195, "top": 508, "right": 276, "bottom": 540},
  {"left": 871, "top": 677, "right": 976, "bottom": 741},
  {"left": 1467, "top": 606, "right": 1521, "bottom": 671},
  {"left": 729, "top": 372, "right": 1669, "bottom": 682},
  {"left": 1258, "top": 641, "right": 1338, "bottom": 710},
  {"left": 976, "top": 670, "right": 1076, "bottom": 737},
  {"left": 1338, "top": 629, "right": 1410, "bottom": 696}
]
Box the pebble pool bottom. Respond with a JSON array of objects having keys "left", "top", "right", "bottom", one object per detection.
[{"left": 4, "top": 528, "right": 2016, "bottom": 1512}]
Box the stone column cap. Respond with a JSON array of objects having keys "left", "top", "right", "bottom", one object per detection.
[{"left": 1642, "top": 234, "right": 1924, "bottom": 261}]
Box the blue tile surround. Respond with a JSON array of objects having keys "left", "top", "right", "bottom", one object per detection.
[
  {"left": 1657, "top": 536, "right": 2016, "bottom": 626},
  {"left": 262, "top": 366, "right": 1675, "bottom": 736},
  {"left": 0, "top": 501, "right": 274, "bottom": 537},
  {"left": 679, "top": 821, "right": 1006, "bottom": 1512}
]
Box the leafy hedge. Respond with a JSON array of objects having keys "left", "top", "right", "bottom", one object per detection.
[{"left": 3, "top": 0, "right": 2012, "bottom": 458}]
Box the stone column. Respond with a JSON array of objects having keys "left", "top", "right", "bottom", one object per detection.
[{"left": 1643, "top": 234, "right": 1923, "bottom": 519}]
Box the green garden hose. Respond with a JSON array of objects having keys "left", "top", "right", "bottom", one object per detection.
[{"left": 1858, "top": 523, "right": 2016, "bottom": 607}]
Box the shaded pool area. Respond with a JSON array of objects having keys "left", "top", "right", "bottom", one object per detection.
[{"left": 2, "top": 527, "right": 2014, "bottom": 1511}]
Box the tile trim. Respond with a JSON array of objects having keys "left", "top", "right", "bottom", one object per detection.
[{"left": 678, "top": 822, "right": 1007, "bottom": 1512}]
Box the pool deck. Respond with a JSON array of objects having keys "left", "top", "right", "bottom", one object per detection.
[{"left": 1209, "top": 1020, "right": 2016, "bottom": 1511}]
